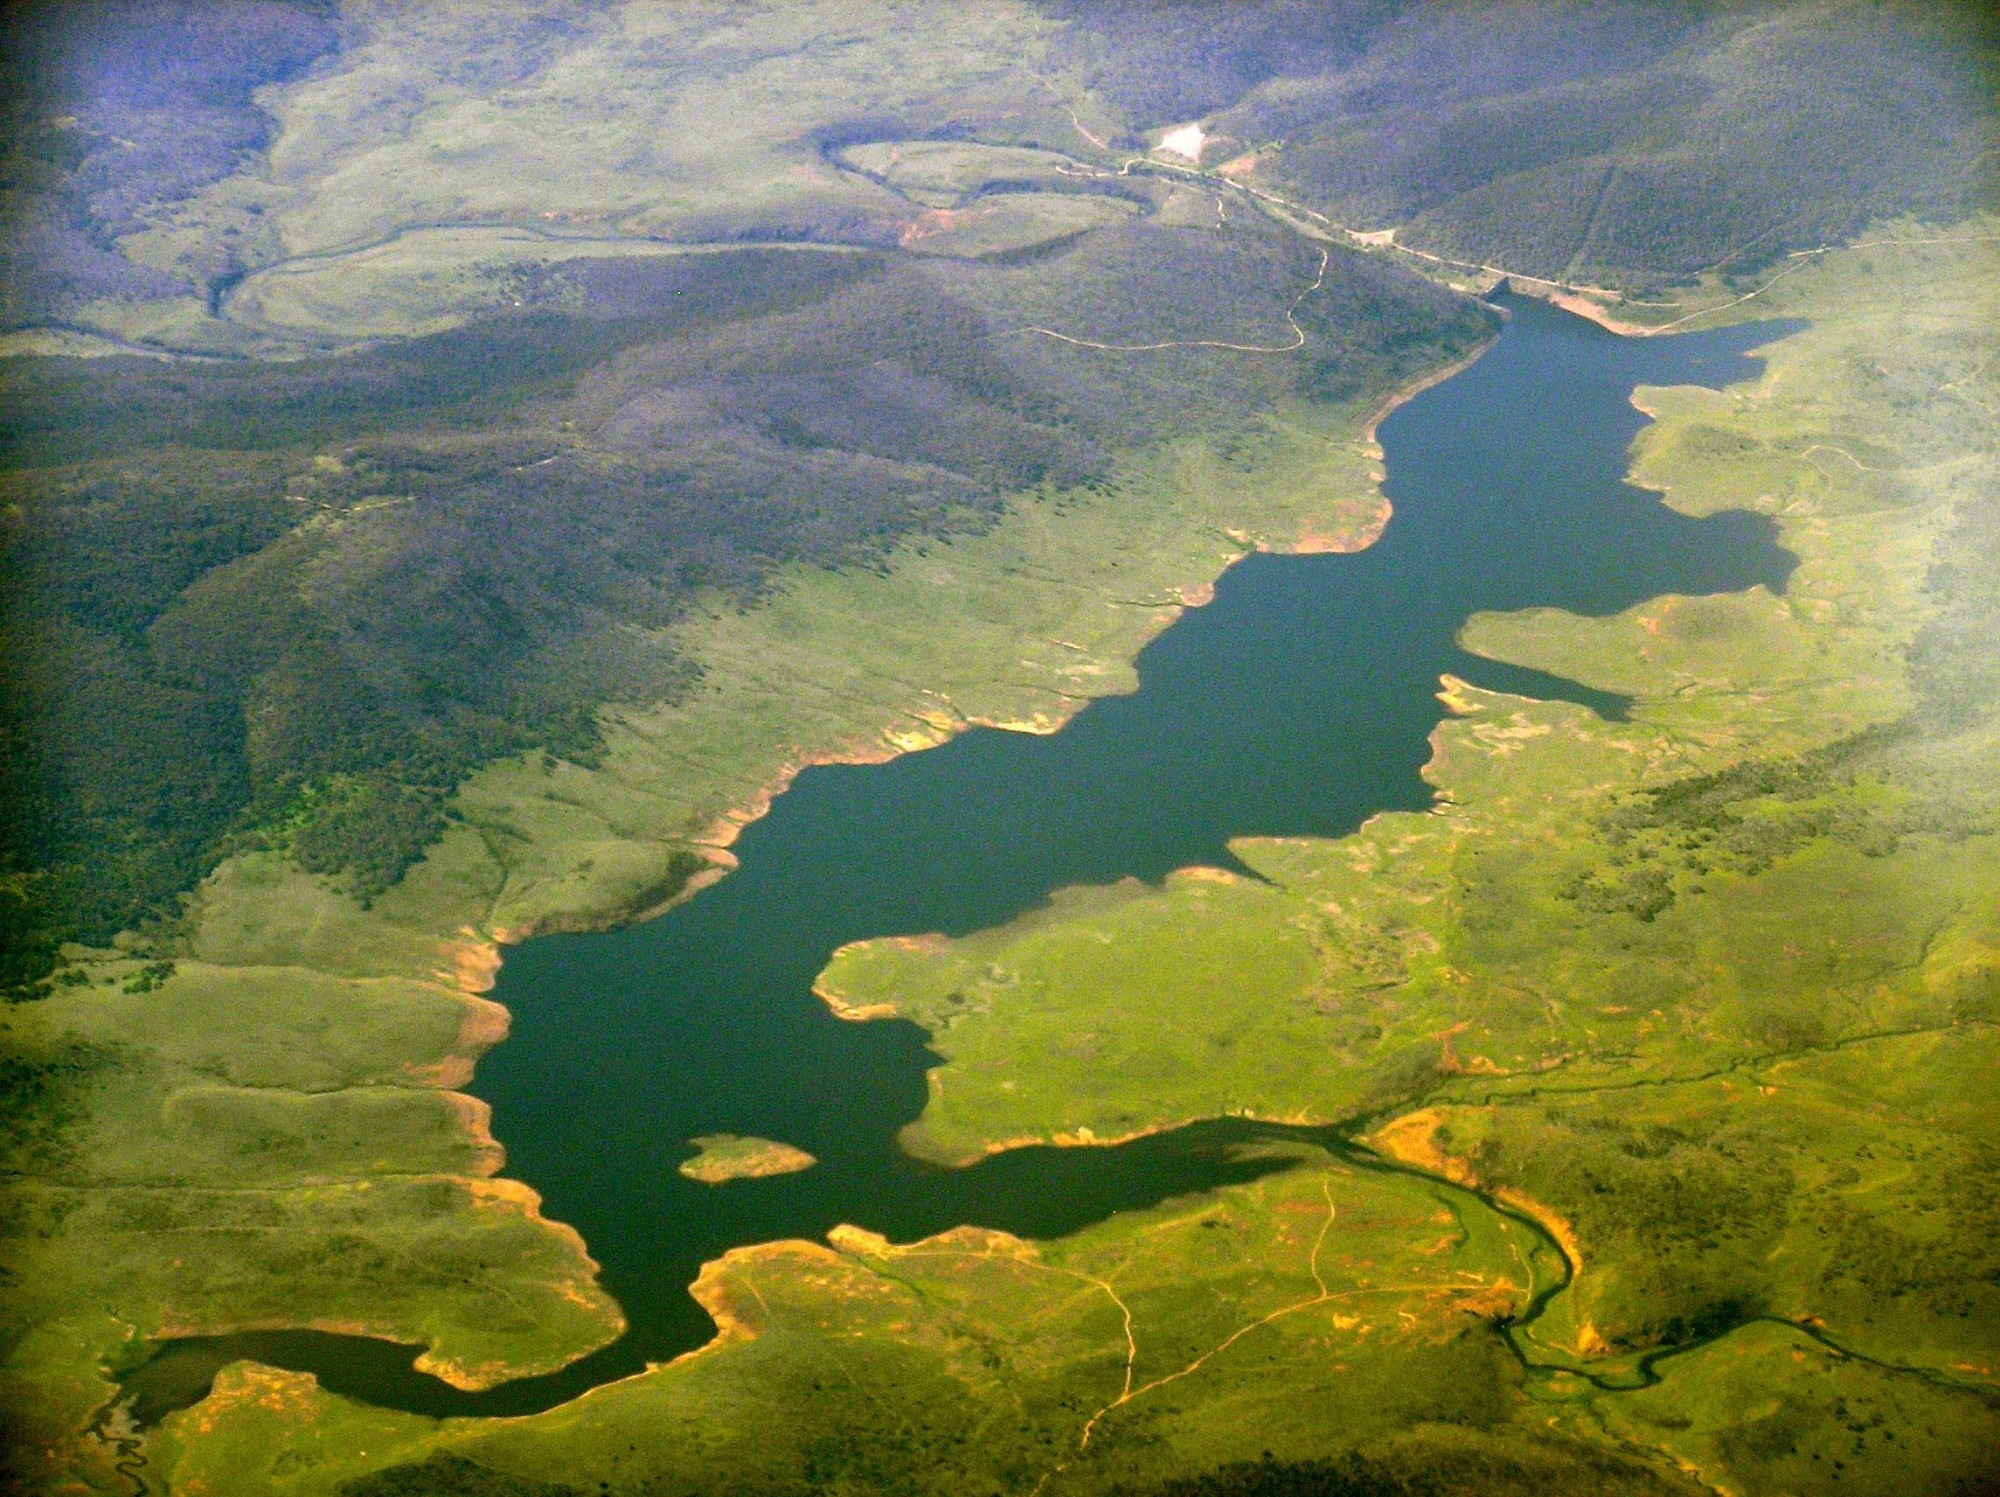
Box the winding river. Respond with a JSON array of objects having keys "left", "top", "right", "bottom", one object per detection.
[{"left": 120, "top": 293, "right": 1799, "bottom": 1423}]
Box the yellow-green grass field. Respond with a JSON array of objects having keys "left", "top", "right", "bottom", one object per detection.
[
  {"left": 135, "top": 1154, "right": 1630, "bottom": 1497},
  {"left": 5, "top": 0, "right": 1995, "bottom": 1489},
  {"left": 0, "top": 324, "right": 1393, "bottom": 1494},
  {"left": 5, "top": 212, "right": 1994, "bottom": 1494},
  {"left": 677, "top": 1135, "right": 817, "bottom": 1184}
]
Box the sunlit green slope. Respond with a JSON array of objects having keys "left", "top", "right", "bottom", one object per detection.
[
  {"left": 2, "top": 3, "right": 1996, "bottom": 1494},
  {"left": 40, "top": 228, "right": 1992, "bottom": 1497}
]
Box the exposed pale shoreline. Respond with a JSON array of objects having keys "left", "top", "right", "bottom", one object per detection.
[
  {"left": 1538, "top": 287, "right": 1659, "bottom": 336},
  {"left": 1482, "top": 274, "right": 1680, "bottom": 337},
  {"left": 1365, "top": 1107, "right": 1584, "bottom": 1294},
  {"left": 679, "top": 1134, "right": 819, "bottom": 1183},
  {"left": 676, "top": 351, "right": 1471, "bottom": 920},
  {"left": 419, "top": 343, "right": 1505, "bottom": 1387},
  {"left": 1362, "top": 338, "right": 1495, "bottom": 449},
  {"left": 147, "top": 1172, "right": 622, "bottom": 1394}
]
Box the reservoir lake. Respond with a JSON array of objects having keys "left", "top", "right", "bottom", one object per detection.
[{"left": 122, "top": 294, "right": 1800, "bottom": 1421}]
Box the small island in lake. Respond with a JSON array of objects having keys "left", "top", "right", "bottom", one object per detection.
[{"left": 677, "top": 1135, "right": 818, "bottom": 1184}]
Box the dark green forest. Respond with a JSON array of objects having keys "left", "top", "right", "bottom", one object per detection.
[
  {"left": 0, "top": 252, "right": 1057, "bottom": 966},
  {"left": 335, "top": 1444, "right": 1689, "bottom": 1497},
  {"left": 339, "top": 1454, "right": 581, "bottom": 1497},
  {"left": 0, "top": 217, "right": 1493, "bottom": 992},
  {"left": 1063, "top": 1, "right": 1997, "bottom": 284},
  {"left": 4, "top": 0, "right": 1992, "bottom": 992},
  {"left": 1259, "top": 3, "right": 1997, "bottom": 283}
]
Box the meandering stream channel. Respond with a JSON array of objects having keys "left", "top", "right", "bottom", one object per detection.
[{"left": 120, "top": 293, "right": 1800, "bottom": 1423}]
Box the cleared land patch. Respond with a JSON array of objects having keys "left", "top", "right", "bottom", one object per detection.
[{"left": 224, "top": 229, "right": 869, "bottom": 340}]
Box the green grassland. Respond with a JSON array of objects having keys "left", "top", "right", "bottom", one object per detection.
[
  {"left": 897, "top": 193, "right": 1141, "bottom": 261},
  {"left": 836, "top": 141, "right": 1094, "bottom": 206},
  {"left": 2, "top": 3, "right": 1997, "bottom": 1493},
  {"left": 223, "top": 232, "right": 871, "bottom": 342},
  {"left": 13, "top": 0, "right": 1084, "bottom": 355},
  {"left": 677, "top": 1135, "right": 816, "bottom": 1184},
  {"left": 802, "top": 234, "right": 2000, "bottom": 1492},
  {"left": 0, "top": 952, "right": 624, "bottom": 1377},
  {"left": 2, "top": 192, "right": 1465, "bottom": 1497},
  {"left": 134, "top": 1152, "right": 1665, "bottom": 1497},
  {"left": 13, "top": 227, "right": 1992, "bottom": 1497}
]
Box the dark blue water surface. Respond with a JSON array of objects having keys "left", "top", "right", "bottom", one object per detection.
[{"left": 124, "top": 295, "right": 1799, "bottom": 1421}]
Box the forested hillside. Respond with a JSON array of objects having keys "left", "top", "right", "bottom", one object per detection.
[
  {"left": 1064, "top": 0, "right": 1997, "bottom": 284},
  {"left": 1264, "top": 4, "right": 1995, "bottom": 283},
  {"left": 3, "top": 0, "right": 1992, "bottom": 981},
  {"left": 0, "top": 205, "right": 1488, "bottom": 989}
]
